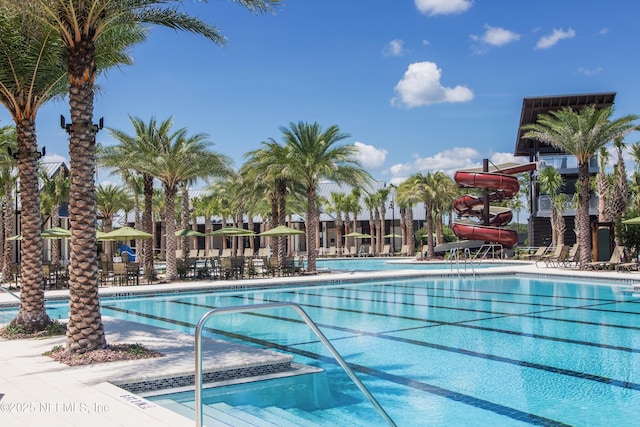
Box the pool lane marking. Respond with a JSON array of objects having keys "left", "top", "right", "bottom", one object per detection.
[
  {"left": 276, "top": 288, "right": 640, "bottom": 333},
  {"left": 100, "top": 304, "right": 569, "bottom": 427},
  {"left": 161, "top": 299, "right": 640, "bottom": 391}
]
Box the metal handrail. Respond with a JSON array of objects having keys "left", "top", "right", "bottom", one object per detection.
[
  {"left": 0, "top": 285, "right": 20, "bottom": 300},
  {"left": 195, "top": 302, "right": 396, "bottom": 427}
]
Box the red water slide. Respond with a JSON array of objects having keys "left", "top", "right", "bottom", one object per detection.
[{"left": 452, "top": 163, "right": 536, "bottom": 247}]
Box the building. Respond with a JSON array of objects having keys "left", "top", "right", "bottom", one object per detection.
[{"left": 514, "top": 92, "right": 616, "bottom": 249}]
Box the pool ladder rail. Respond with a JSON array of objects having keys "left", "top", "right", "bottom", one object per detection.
[
  {"left": 0, "top": 285, "right": 20, "bottom": 300},
  {"left": 446, "top": 247, "right": 476, "bottom": 277},
  {"left": 195, "top": 302, "right": 397, "bottom": 427}
]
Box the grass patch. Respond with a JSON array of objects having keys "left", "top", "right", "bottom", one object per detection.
[{"left": 0, "top": 320, "right": 66, "bottom": 340}]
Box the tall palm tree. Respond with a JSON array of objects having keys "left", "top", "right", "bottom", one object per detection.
[
  {"left": 96, "top": 183, "right": 132, "bottom": 258},
  {"left": 396, "top": 178, "right": 422, "bottom": 256},
  {"left": 363, "top": 193, "right": 378, "bottom": 255},
  {"left": 281, "top": 121, "right": 372, "bottom": 272},
  {"left": 100, "top": 117, "right": 163, "bottom": 281},
  {"left": 17, "top": 0, "right": 277, "bottom": 352},
  {"left": 137, "top": 120, "right": 230, "bottom": 281},
  {"left": 40, "top": 167, "right": 70, "bottom": 266},
  {"left": 403, "top": 172, "right": 439, "bottom": 258},
  {"left": 538, "top": 166, "right": 565, "bottom": 246},
  {"left": 607, "top": 139, "right": 629, "bottom": 246},
  {"left": 522, "top": 105, "right": 638, "bottom": 267},
  {"left": 327, "top": 192, "right": 347, "bottom": 255},
  {"left": 0, "top": 126, "right": 16, "bottom": 281}
]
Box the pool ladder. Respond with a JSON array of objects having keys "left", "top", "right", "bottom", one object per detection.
[
  {"left": 195, "top": 302, "right": 397, "bottom": 427},
  {"left": 447, "top": 248, "right": 476, "bottom": 276}
]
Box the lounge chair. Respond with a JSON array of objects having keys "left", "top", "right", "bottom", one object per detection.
[
  {"left": 521, "top": 246, "right": 548, "bottom": 261},
  {"left": 326, "top": 246, "right": 337, "bottom": 257},
  {"left": 586, "top": 246, "right": 626, "bottom": 270},
  {"left": 399, "top": 245, "right": 410, "bottom": 256},
  {"left": 536, "top": 244, "right": 569, "bottom": 268},
  {"left": 561, "top": 243, "right": 579, "bottom": 267},
  {"left": 616, "top": 260, "right": 639, "bottom": 272},
  {"left": 380, "top": 244, "right": 391, "bottom": 256}
]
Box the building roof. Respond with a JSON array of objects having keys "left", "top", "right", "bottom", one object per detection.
[{"left": 514, "top": 92, "right": 616, "bottom": 157}]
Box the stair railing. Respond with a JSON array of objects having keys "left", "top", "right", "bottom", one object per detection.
[{"left": 195, "top": 302, "right": 396, "bottom": 427}]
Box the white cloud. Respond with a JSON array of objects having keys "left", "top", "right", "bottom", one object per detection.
[
  {"left": 383, "top": 39, "right": 406, "bottom": 57},
  {"left": 598, "top": 28, "right": 609, "bottom": 35},
  {"left": 578, "top": 66, "right": 603, "bottom": 76},
  {"left": 391, "top": 61, "right": 473, "bottom": 108},
  {"left": 415, "top": 0, "right": 473, "bottom": 16},
  {"left": 422, "top": 39, "right": 430, "bottom": 46},
  {"left": 388, "top": 148, "right": 524, "bottom": 185},
  {"left": 535, "top": 28, "right": 575, "bottom": 49},
  {"left": 354, "top": 141, "right": 387, "bottom": 169},
  {"left": 481, "top": 25, "right": 520, "bottom": 46}
]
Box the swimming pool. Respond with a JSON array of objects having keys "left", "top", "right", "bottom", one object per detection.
[
  {"left": 5, "top": 275, "right": 638, "bottom": 425},
  {"left": 316, "top": 258, "right": 512, "bottom": 271}
]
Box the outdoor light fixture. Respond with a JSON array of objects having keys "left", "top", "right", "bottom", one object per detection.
[
  {"left": 60, "top": 115, "right": 104, "bottom": 133},
  {"left": 6, "top": 146, "right": 46, "bottom": 159}
]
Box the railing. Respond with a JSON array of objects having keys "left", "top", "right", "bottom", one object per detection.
[
  {"left": 0, "top": 285, "right": 20, "bottom": 300},
  {"left": 447, "top": 248, "right": 476, "bottom": 276},
  {"left": 194, "top": 302, "right": 396, "bottom": 427}
]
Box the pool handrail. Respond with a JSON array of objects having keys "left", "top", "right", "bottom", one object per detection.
[
  {"left": 0, "top": 285, "right": 20, "bottom": 300},
  {"left": 195, "top": 302, "right": 397, "bottom": 427}
]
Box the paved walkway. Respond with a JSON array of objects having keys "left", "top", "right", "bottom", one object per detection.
[{"left": 1, "top": 260, "right": 639, "bottom": 426}]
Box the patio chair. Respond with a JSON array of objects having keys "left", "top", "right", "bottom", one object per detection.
[
  {"left": 399, "top": 245, "right": 410, "bottom": 256},
  {"left": 536, "top": 244, "right": 569, "bottom": 268},
  {"left": 243, "top": 247, "right": 255, "bottom": 258},
  {"left": 380, "top": 244, "right": 391, "bottom": 256},
  {"left": 521, "top": 246, "right": 548, "bottom": 261},
  {"left": 561, "top": 243, "right": 580, "bottom": 267},
  {"left": 326, "top": 246, "right": 337, "bottom": 257},
  {"left": 586, "top": 246, "right": 626, "bottom": 270},
  {"left": 616, "top": 258, "right": 639, "bottom": 272}
]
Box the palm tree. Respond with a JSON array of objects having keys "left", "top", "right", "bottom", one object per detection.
[
  {"left": 0, "top": 126, "right": 16, "bottom": 281},
  {"left": 607, "top": 139, "right": 629, "bottom": 246},
  {"left": 137, "top": 120, "right": 230, "bottom": 281},
  {"left": 363, "top": 193, "right": 378, "bottom": 255},
  {"left": 403, "top": 172, "right": 440, "bottom": 258},
  {"left": 396, "top": 178, "right": 422, "bottom": 256},
  {"left": 538, "top": 166, "right": 565, "bottom": 246},
  {"left": 96, "top": 183, "right": 133, "bottom": 259},
  {"left": 100, "top": 117, "right": 163, "bottom": 281},
  {"left": 595, "top": 147, "right": 610, "bottom": 222},
  {"left": 522, "top": 105, "right": 638, "bottom": 267},
  {"left": 281, "top": 122, "right": 372, "bottom": 272},
  {"left": 40, "top": 167, "right": 70, "bottom": 266},
  {"left": 16, "top": 0, "right": 277, "bottom": 352},
  {"left": 327, "top": 192, "right": 348, "bottom": 255}
]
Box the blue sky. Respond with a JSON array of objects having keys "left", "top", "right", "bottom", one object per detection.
[{"left": 3, "top": 0, "right": 639, "bottom": 186}]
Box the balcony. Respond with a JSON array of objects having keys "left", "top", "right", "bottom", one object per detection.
[
  {"left": 536, "top": 194, "right": 598, "bottom": 217},
  {"left": 537, "top": 154, "right": 598, "bottom": 175}
]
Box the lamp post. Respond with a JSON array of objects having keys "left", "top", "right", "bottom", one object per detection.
[{"left": 389, "top": 199, "right": 395, "bottom": 254}]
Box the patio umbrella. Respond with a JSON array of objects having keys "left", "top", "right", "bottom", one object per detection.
[
  {"left": 100, "top": 226, "right": 153, "bottom": 241},
  {"left": 207, "top": 227, "right": 255, "bottom": 236},
  {"left": 258, "top": 225, "right": 305, "bottom": 236},
  {"left": 175, "top": 228, "right": 205, "bottom": 237},
  {"left": 42, "top": 227, "right": 71, "bottom": 238},
  {"left": 344, "top": 231, "right": 371, "bottom": 238},
  {"left": 622, "top": 216, "right": 640, "bottom": 224},
  {"left": 384, "top": 233, "right": 401, "bottom": 238},
  {"left": 6, "top": 227, "right": 72, "bottom": 241}
]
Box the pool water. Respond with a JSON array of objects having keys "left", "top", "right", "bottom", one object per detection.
[
  {"left": 3, "top": 276, "right": 639, "bottom": 426},
  {"left": 316, "top": 258, "right": 511, "bottom": 271}
]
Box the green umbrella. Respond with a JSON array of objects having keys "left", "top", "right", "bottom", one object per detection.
[
  {"left": 100, "top": 226, "right": 153, "bottom": 241},
  {"left": 259, "top": 225, "right": 305, "bottom": 236},
  {"left": 207, "top": 227, "right": 255, "bottom": 236},
  {"left": 622, "top": 216, "right": 640, "bottom": 224},
  {"left": 175, "top": 228, "right": 205, "bottom": 237},
  {"left": 344, "top": 231, "right": 371, "bottom": 238},
  {"left": 6, "top": 227, "right": 72, "bottom": 241},
  {"left": 384, "top": 233, "right": 401, "bottom": 238}
]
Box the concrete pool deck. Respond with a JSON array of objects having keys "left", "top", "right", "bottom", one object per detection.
[{"left": 1, "top": 260, "right": 639, "bottom": 426}]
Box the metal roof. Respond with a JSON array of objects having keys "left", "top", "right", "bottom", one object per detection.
[{"left": 514, "top": 92, "right": 616, "bottom": 157}]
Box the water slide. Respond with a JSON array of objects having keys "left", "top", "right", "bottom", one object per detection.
[{"left": 452, "top": 162, "right": 536, "bottom": 247}]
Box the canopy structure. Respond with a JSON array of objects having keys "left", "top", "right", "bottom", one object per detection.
[
  {"left": 259, "top": 225, "right": 305, "bottom": 237},
  {"left": 384, "top": 233, "right": 401, "bottom": 238}
]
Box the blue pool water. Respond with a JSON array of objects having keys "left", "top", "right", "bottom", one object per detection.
[
  {"left": 316, "top": 258, "right": 510, "bottom": 271},
  {"left": 2, "top": 276, "right": 639, "bottom": 426}
]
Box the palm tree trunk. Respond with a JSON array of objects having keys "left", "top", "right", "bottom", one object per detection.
[
  {"left": 405, "top": 206, "right": 415, "bottom": 255},
  {"left": 306, "top": 191, "right": 318, "bottom": 272},
  {"left": 165, "top": 185, "right": 178, "bottom": 281},
  {"left": 2, "top": 180, "right": 14, "bottom": 281},
  {"left": 577, "top": 162, "right": 592, "bottom": 267},
  {"left": 142, "top": 174, "right": 154, "bottom": 277},
  {"left": 51, "top": 205, "right": 60, "bottom": 267},
  {"left": 12, "top": 119, "right": 50, "bottom": 333}
]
